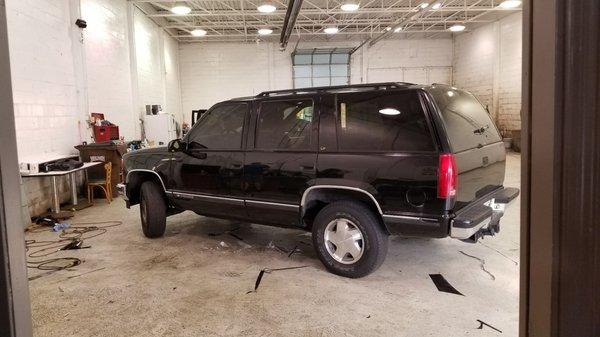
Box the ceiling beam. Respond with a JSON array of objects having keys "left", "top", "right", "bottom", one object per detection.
[
  {"left": 280, "top": 0, "right": 304, "bottom": 49},
  {"left": 144, "top": 7, "right": 522, "bottom": 18}
]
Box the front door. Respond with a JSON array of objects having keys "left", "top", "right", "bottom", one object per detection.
[
  {"left": 244, "top": 96, "right": 319, "bottom": 227},
  {"left": 169, "top": 102, "right": 248, "bottom": 219}
]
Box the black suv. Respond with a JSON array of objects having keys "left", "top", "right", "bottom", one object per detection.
[{"left": 118, "top": 83, "right": 519, "bottom": 278}]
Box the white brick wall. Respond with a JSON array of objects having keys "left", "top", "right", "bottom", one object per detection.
[
  {"left": 453, "top": 23, "right": 497, "bottom": 114},
  {"left": 453, "top": 13, "right": 522, "bottom": 132},
  {"left": 7, "top": 0, "right": 81, "bottom": 160},
  {"left": 7, "top": 0, "right": 183, "bottom": 216},
  {"left": 6, "top": 0, "right": 82, "bottom": 216},
  {"left": 179, "top": 42, "right": 278, "bottom": 122},
  {"left": 82, "top": 0, "right": 136, "bottom": 140},
  {"left": 498, "top": 13, "right": 522, "bottom": 132},
  {"left": 179, "top": 38, "right": 452, "bottom": 123},
  {"left": 133, "top": 7, "right": 163, "bottom": 136},
  {"left": 163, "top": 31, "right": 183, "bottom": 122},
  {"left": 366, "top": 39, "right": 453, "bottom": 84},
  {"left": 133, "top": 8, "right": 182, "bottom": 136}
]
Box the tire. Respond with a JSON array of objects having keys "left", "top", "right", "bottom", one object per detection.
[
  {"left": 312, "top": 201, "right": 388, "bottom": 278},
  {"left": 139, "top": 181, "right": 167, "bottom": 238}
]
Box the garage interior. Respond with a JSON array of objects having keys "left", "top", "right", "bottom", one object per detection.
[{"left": 3, "top": 0, "right": 527, "bottom": 336}]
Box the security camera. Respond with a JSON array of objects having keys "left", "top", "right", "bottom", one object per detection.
[{"left": 75, "top": 19, "right": 87, "bottom": 29}]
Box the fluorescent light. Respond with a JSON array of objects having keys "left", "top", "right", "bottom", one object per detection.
[
  {"left": 432, "top": 2, "right": 442, "bottom": 9},
  {"left": 449, "top": 24, "right": 465, "bottom": 32},
  {"left": 385, "top": 27, "right": 391, "bottom": 31},
  {"left": 257, "top": 3, "right": 276, "bottom": 13},
  {"left": 394, "top": 27, "right": 402, "bottom": 33},
  {"left": 170, "top": 5, "right": 191, "bottom": 15},
  {"left": 498, "top": 0, "right": 521, "bottom": 8},
  {"left": 379, "top": 108, "right": 401, "bottom": 116},
  {"left": 420, "top": 2, "right": 429, "bottom": 9},
  {"left": 341, "top": 2, "right": 360, "bottom": 11},
  {"left": 257, "top": 28, "right": 273, "bottom": 35},
  {"left": 190, "top": 29, "right": 207, "bottom": 36},
  {"left": 324, "top": 27, "right": 339, "bottom": 34}
]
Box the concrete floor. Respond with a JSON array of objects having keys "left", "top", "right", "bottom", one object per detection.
[{"left": 27, "top": 153, "right": 521, "bottom": 337}]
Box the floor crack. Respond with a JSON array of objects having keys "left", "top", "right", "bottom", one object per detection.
[
  {"left": 478, "top": 241, "right": 519, "bottom": 266},
  {"left": 459, "top": 250, "right": 496, "bottom": 280}
]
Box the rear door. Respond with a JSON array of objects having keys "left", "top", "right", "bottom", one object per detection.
[
  {"left": 317, "top": 89, "right": 444, "bottom": 218},
  {"left": 243, "top": 96, "right": 319, "bottom": 227},
  {"left": 426, "top": 86, "right": 505, "bottom": 210}
]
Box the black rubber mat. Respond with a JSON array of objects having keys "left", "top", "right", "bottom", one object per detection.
[{"left": 429, "top": 274, "right": 464, "bottom": 296}]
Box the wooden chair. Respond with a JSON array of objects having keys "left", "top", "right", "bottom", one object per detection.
[{"left": 87, "top": 162, "right": 112, "bottom": 204}]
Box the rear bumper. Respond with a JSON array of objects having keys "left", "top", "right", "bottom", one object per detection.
[{"left": 450, "top": 187, "right": 519, "bottom": 240}]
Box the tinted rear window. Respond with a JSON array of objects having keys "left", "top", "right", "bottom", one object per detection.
[
  {"left": 336, "top": 91, "right": 435, "bottom": 152},
  {"left": 427, "top": 86, "right": 501, "bottom": 153}
]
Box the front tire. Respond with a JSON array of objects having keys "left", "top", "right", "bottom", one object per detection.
[
  {"left": 140, "top": 181, "right": 166, "bottom": 238},
  {"left": 312, "top": 201, "right": 388, "bottom": 278}
]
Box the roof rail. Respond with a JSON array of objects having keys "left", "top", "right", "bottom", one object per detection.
[{"left": 256, "top": 82, "right": 414, "bottom": 97}]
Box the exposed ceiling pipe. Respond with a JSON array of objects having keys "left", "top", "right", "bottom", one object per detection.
[
  {"left": 366, "top": 1, "right": 440, "bottom": 48},
  {"left": 279, "top": 0, "right": 304, "bottom": 50}
]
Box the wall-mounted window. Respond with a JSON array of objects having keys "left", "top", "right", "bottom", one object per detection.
[{"left": 292, "top": 48, "right": 351, "bottom": 88}]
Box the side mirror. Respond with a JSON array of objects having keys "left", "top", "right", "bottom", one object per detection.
[{"left": 168, "top": 139, "right": 184, "bottom": 153}]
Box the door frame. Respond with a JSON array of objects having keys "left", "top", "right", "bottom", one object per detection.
[
  {"left": 521, "top": 0, "right": 600, "bottom": 336},
  {"left": 0, "top": 1, "right": 33, "bottom": 335}
]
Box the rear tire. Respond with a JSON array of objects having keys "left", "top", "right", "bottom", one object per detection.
[
  {"left": 312, "top": 201, "right": 388, "bottom": 278},
  {"left": 140, "top": 181, "right": 166, "bottom": 238}
]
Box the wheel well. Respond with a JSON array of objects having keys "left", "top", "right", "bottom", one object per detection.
[
  {"left": 127, "top": 171, "right": 166, "bottom": 206},
  {"left": 301, "top": 188, "right": 387, "bottom": 233}
]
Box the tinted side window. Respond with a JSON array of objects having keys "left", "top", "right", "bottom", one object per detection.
[
  {"left": 427, "top": 86, "right": 501, "bottom": 153},
  {"left": 256, "top": 99, "right": 313, "bottom": 150},
  {"left": 336, "top": 91, "right": 435, "bottom": 152},
  {"left": 186, "top": 103, "right": 247, "bottom": 150}
]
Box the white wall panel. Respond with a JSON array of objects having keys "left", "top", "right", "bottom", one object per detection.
[
  {"left": 367, "top": 68, "right": 405, "bottom": 82},
  {"left": 179, "top": 38, "right": 453, "bottom": 123},
  {"left": 81, "top": 0, "right": 135, "bottom": 139},
  {"left": 453, "top": 12, "right": 522, "bottom": 131}
]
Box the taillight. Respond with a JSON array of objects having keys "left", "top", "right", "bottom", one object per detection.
[{"left": 438, "top": 153, "right": 457, "bottom": 198}]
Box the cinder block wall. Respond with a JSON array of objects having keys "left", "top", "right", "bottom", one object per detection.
[
  {"left": 178, "top": 39, "right": 454, "bottom": 123},
  {"left": 453, "top": 12, "right": 523, "bottom": 133},
  {"left": 82, "top": 0, "right": 136, "bottom": 140},
  {"left": 6, "top": 0, "right": 182, "bottom": 217}
]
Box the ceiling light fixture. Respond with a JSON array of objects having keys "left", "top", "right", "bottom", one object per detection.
[
  {"left": 432, "top": 2, "right": 442, "bottom": 9},
  {"left": 394, "top": 27, "right": 402, "bottom": 33},
  {"left": 257, "top": 28, "right": 273, "bottom": 35},
  {"left": 385, "top": 27, "right": 392, "bottom": 31},
  {"left": 498, "top": 0, "right": 521, "bottom": 8},
  {"left": 170, "top": 5, "right": 191, "bottom": 15},
  {"left": 448, "top": 24, "right": 465, "bottom": 32},
  {"left": 420, "top": 2, "right": 430, "bottom": 9},
  {"left": 379, "top": 108, "right": 401, "bottom": 116},
  {"left": 257, "top": 3, "right": 277, "bottom": 13},
  {"left": 324, "top": 26, "right": 339, "bottom": 34},
  {"left": 341, "top": 1, "right": 360, "bottom": 11},
  {"left": 190, "top": 29, "right": 207, "bottom": 36}
]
